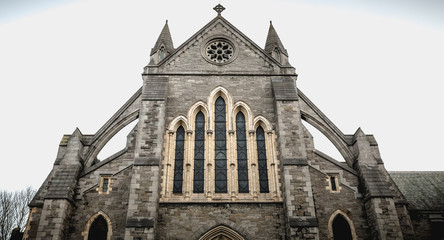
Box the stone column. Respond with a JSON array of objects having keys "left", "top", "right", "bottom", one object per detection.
[
  {"left": 272, "top": 76, "right": 319, "bottom": 240},
  {"left": 125, "top": 77, "right": 168, "bottom": 240}
]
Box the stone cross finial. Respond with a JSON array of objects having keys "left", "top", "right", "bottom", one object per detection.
[{"left": 213, "top": 4, "right": 225, "bottom": 15}]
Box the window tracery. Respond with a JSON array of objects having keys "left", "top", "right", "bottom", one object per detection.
[
  {"left": 193, "top": 111, "right": 205, "bottom": 193},
  {"left": 256, "top": 126, "right": 269, "bottom": 193},
  {"left": 173, "top": 126, "right": 185, "bottom": 193},
  {"left": 236, "top": 112, "right": 249, "bottom": 193},
  {"left": 162, "top": 88, "right": 280, "bottom": 202},
  {"left": 214, "top": 97, "right": 228, "bottom": 193}
]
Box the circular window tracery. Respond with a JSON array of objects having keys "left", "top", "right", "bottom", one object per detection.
[{"left": 202, "top": 38, "right": 237, "bottom": 65}]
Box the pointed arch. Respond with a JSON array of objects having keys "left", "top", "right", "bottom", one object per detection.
[
  {"left": 199, "top": 225, "right": 246, "bottom": 240},
  {"left": 167, "top": 115, "right": 190, "bottom": 131},
  {"left": 208, "top": 86, "right": 234, "bottom": 131},
  {"left": 82, "top": 211, "right": 112, "bottom": 240},
  {"left": 232, "top": 101, "right": 254, "bottom": 131},
  {"left": 187, "top": 101, "right": 210, "bottom": 131},
  {"left": 328, "top": 210, "right": 357, "bottom": 240},
  {"left": 253, "top": 116, "right": 273, "bottom": 132}
]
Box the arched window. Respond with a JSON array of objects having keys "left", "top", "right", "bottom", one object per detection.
[
  {"left": 256, "top": 126, "right": 269, "bottom": 193},
  {"left": 173, "top": 126, "right": 185, "bottom": 193},
  {"left": 159, "top": 46, "right": 166, "bottom": 60},
  {"left": 87, "top": 215, "right": 108, "bottom": 240},
  {"left": 214, "top": 97, "right": 227, "bottom": 193},
  {"left": 273, "top": 47, "right": 280, "bottom": 62},
  {"left": 193, "top": 111, "right": 205, "bottom": 193},
  {"left": 236, "top": 112, "right": 249, "bottom": 193},
  {"left": 332, "top": 214, "right": 353, "bottom": 240}
]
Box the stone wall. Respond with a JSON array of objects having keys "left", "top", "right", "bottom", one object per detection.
[
  {"left": 157, "top": 203, "right": 285, "bottom": 240},
  {"left": 166, "top": 75, "right": 276, "bottom": 127},
  {"left": 68, "top": 153, "right": 133, "bottom": 240}
]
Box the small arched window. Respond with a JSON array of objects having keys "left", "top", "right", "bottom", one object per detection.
[
  {"left": 159, "top": 46, "right": 166, "bottom": 60},
  {"left": 236, "top": 112, "right": 249, "bottom": 193},
  {"left": 273, "top": 47, "right": 280, "bottom": 62},
  {"left": 173, "top": 126, "right": 185, "bottom": 193},
  {"left": 214, "top": 97, "right": 227, "bottom": 193},
  {"left": 193, "top": 111, "right": 205, "bottom": 193},
  {"left": 256, "top": 126, "right": 269, "bottom": 193}
]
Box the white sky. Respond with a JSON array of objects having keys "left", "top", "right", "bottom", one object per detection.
[{"left": 0, "top": 0, "right": 443, "bottom": 191}]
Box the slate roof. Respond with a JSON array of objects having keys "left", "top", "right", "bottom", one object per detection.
[{"left": 390, "top": 171, "right": 444, "bottom": 211}]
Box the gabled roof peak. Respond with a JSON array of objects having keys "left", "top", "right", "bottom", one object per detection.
[{"left": 150, "top": 20, "right": 174, "bottom": 56}]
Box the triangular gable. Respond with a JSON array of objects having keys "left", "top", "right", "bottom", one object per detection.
[{"left": 148, "top": 16, "right": 292, "bottom": 73}]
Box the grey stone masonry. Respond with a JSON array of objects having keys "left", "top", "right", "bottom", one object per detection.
[
  {"left": 353, "top": 129, "right": 404, "bottom": 240},
  {"left": 273, "top": 97, "right": 319, "bottom": 239},
  {"left": 125, "top": 75, "right": 168, "bottom": 239}
]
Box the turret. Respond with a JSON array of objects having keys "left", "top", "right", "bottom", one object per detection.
[
  {"left": 149, "top": 20, "right": 174, "bottom": 65},
  {"left": 265, "top": 21, "right": 289, "bottom": 65}
]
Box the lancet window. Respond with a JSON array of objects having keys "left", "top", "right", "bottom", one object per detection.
[
  {"left": 162, "top": 88, "right": 280, "bottom": 202},
  {"left": 214, "top": 97, "right": 228, "bottom": 193},
  {"left": 173, "top": 126, "right": 185, "bottom": 193},
  {"left": 256, "top": 126, "right": 269, "bottom": 193},
  {"left": 236, "top": 112, "right": 249, "bottom": 193},
  {"left": 193, "top": 111, "right": 205, "bottom": 193}
]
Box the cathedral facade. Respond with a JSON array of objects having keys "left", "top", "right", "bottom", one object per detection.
[{"left": 23, "top": 5, "right": 443, "bottom": 240}]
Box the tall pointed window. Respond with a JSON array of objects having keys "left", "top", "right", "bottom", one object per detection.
[
  {"left": 193, "top": 112, "right": 205, "bottom": 193},
  {"left": 214, "top": 97, "right": 227, "bottom": 193},
  {"left": 236, "top": 112, "right": 249, "bottom": 193},
  {"left": 173, "top": 126, "right": 185, "bottom": 193},
  {"left": 256, "top": 126, "right": 269, "bottom": 193}
]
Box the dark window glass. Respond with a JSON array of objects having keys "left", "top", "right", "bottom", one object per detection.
[
  {"left": 193, "top": 112, "right": 205, "bottom": 193},
  {"left": 256, "top": 126, "right": 269, "bottom": 193},
  {"left": 333, "top": 214, "right": 353, "bottom": 240},
  {"left": 330, "top": 176, "right": 337, "bottom": 191},
  {"left": 214, "top": 97, "right": 227, "bottom": 193},
  {"left": 173, "top": 126, "right": 185, "bottom": 193},
  {"left": 236, "top": 112, "right": 249, "bottom": 193},
  {"left": 88, "top": 215, "right": 108, "bottom": 240},
  {"left": 102, "top": 178, "right": 109, "bottom": 192}
]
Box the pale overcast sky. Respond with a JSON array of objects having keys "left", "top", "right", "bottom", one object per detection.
[{"left": 0, "top": 0, "right": 443, "bottom": 191}]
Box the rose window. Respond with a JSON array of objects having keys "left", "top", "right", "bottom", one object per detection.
[{"left": 205, "top": 40, "right": 234, "bottom": 63}]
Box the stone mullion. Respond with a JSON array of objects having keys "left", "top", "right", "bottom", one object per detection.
[
  {"left": 248, "top": 130, "right": 258, "bottom": 200},
  {"left": 266, "top": 131, "right": 278, "bottom": 200},
  {"left": 228, "top": 130, "right": 237, "bottom": 199},
  {"left": 206, "top": 130, "right": 214, "bottom": 199},
  {"left": 184, "top": 131, "right": 193, "bottom": 200},
  {"left": 163, "top": 131, "right": 173, "bottom": 199}
]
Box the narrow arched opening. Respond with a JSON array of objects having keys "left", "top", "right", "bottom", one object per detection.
[
  {"left": 88, "top": 215, "right": 108, "bottom": 240},
  {"left": 332, "top": 214, "right": 353, "bottom": 240}
]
